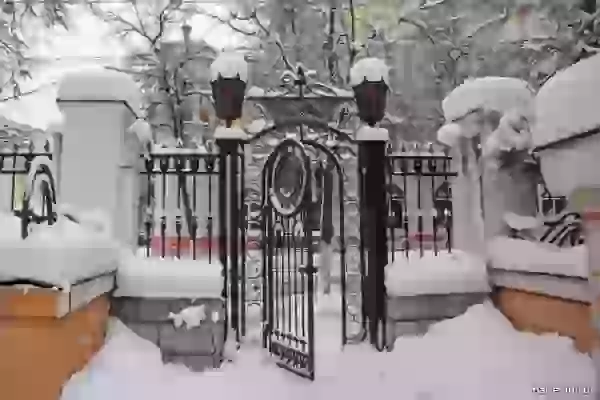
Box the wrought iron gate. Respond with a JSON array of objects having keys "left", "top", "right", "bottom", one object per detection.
[{"left": 258, "top": 134, "right": 349, "bottom": 380}]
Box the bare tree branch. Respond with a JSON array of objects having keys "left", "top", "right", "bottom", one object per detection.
[
  {"left": 196, "top": 7, "right": 294, "bottom": 71},
  {"left": 398, "top": 16, "right": 436, "bottom": 44}
]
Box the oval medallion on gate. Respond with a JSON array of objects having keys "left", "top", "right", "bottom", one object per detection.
[{"left": 268, "top": 140, "right": 309, "bottom": 217}]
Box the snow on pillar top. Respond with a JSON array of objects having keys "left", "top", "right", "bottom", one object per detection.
[
  {"left": 210, "top": 52, "right": 248, "bottom": 82},
  {"left": 355, "top": 125, "right": 389, "bottom": 142},
  {"left": 214, "top": 126, "right": 248, "bottom": 140},
  {"left": 441, "top": 77, "right": 533, "bottom": 123},
  {"left": 349, "top": 57, "right": 389, "bottom": 86},
  {"left": 534, "top": 53, "right": 600, "bottom": 148},
  {"left": 57, "top": 67, "right": 142, "bottom": 114},
  {"left": 437, "top": 77, "right": 534, "bottom": 149}
]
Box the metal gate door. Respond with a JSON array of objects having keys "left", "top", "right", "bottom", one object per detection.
[{"left": 261, "top": 138, "right": 317, "bottom": 380}]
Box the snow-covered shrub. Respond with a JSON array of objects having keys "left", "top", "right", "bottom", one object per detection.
[{"left": 437, "top": 77, "right": 535, "bottom": 170}]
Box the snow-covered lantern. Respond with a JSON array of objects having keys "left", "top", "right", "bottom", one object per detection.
[
  {"left": 533, "top": 53, "right": 600, "bottom": 197},
  {"left": 350, "top": 58, "right": 389, "bottom": 126},
  {"left": 210, "top": 52, "right": 248, "bottom": 127}
]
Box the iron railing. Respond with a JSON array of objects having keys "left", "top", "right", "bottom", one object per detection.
[
  {"left": 138, "top": 143, "right": 246, "bottom": 348},
  {"left": 0, "top": 143, "right": 56, "bottom": 238},
  {"left": 386, "top": 144, "right": 457, "bottom": 260},
  {"left": 138, "top": 148, "right": 221, "bottom": 260}
]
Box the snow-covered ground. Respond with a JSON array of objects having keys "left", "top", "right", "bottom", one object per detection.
[{"left": 61, "top": 299, "right": 595, "bottom": 400}]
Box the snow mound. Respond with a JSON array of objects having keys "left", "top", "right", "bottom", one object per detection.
[
  {"left": 442, "top": 77, "right": 534, "bottom": 122},
  {"left": 127, "top": 119, "right": 153, "bottom": 145},
  {"left": 0, "top": 216, "right": 120, "bottom": 288},
  {"left": 482, "top": 110, "right": 532, "bottom": 159},
  {"left": 427, "top": 301, "right": 516, "bottom": 336},
  {"left": 113, "top": 253, "right": 223, "bottom": 298},
  {"left": 436, "top": 122, "right": 462, "bottom": 146},
  {"left": 503, "top": 212, "right": 541, "bottom": 231},
  {"left": 210, "top": 52, "right": 248, "bottom": 82},
  {"left": 58, "top": 67, "right": 142, "bottom": 113},
  {"left": 349, "top": 57, "right": 389, "bottom": 86},
  {"left": 385, "top": 250, "right": 490, "bottom": 296},
  {"left": 168, "top": 304, "right": 207, "bottom": 329},
  {"left": 534, "top": 53, "right": 600, "bottom": 148},
  {"left": 61, "top": 302, "right": 595, "bottom": 400},
  {"left": 488, "top": 236, "right": 587, "bottom": 278}
]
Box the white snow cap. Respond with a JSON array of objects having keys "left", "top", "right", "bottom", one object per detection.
[
  {"left": 533, "top": 53, "right": 600, "bottom": 148},
  {"left": 214, "top": 126, "right": 248, "bottom": 140},
  {"left": 481, "top": 110, "right": 532, "bottom": 159},
  {"left": 349, "top": 57, "right": 389, "bottom": 87},
  {"left": 127, "top": 119, "right": 153, "bottom": 145},
  {"left": 436, "top": 122, "right": 463, "bottom": 147},
  {"left": 442, "top": 77, "right": 534, "bottom": 122},
  {"left": 355, "top": 125, "right": 389, "bottom": 141},
  {"left": 58, "top": 66, "right": 142, "bottom": 113},
  {"left": 210, "top": 52, "right": 248, "bottom": 83}
]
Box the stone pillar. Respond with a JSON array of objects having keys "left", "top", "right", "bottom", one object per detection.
[
  {"left": 481, "top": 153, "right": 538, "bottom": 238},
  {"left": 56, "top": 68, "right": 142, "bottom": 248},
  {"left": 450, "top": 139, "right": 485, "bottom": 256}
]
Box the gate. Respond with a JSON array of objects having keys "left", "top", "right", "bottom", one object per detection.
[{"left": 258, "top": 136, "right": 348, "bottom": 380}]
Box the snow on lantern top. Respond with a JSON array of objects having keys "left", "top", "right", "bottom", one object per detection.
[
  {"left": 441, "top": 77, "right": 534, "bottom": 123},
  {"left": 533, "top": 53, "right": 600, "bottom": 149},
  {"left": 57, "top": 66, "right": 142, "bottom": 114},
  {"left": 349, "top": 57, "right": 389, "bottom": 86},
  {"left": 210, "top": 52, "right": 248, "bottom": 83},
  {"left": 350, "top": 58, "right": 390, "bottom": 126}
]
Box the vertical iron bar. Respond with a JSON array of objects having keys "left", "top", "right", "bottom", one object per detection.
[
  {"left": 208, "top": 158, "right": 214, "bottom": 262},
  {"left": 240, "top": 150, "right": 247, "bottom": 337},
  {"left": 218, "top": 142, "right": 230, "bottom": 343}
]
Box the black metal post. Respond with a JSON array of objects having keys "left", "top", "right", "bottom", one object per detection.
[
  {"left": 358, "top": 140, "right": 388, "bottom": 350},
  {"left": 218, "top": 137, "right": 244, "bottom": 344}
]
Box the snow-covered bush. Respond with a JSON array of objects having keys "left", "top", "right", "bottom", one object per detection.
[{"left": 437, "top": 77, "right": 535, "bottom": 170}]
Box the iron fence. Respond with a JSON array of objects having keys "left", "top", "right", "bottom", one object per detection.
[
  {"left": 386, "top": 145, "right": 456, "bottom": 260},
  {"left": 138, "top": 149, "right": 221, "bottom": 260},
  {"left": 138, "top": 143, "right": 247, "bottom": 346},
  {"left": 0, "top": 143, "right": 56, "bottom": 238}
]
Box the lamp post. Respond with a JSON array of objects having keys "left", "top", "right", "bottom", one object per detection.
[
  {"left": 350, "top": 57, "right": 390, "bottom": 350},
  {"left": 210, "top": 52, "right": 249, "bottom": 342}
]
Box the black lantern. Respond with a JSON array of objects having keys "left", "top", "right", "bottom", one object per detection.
[
  {"left": 352, "top": 80, "right": 388, "bottom": 126},
  {"left": 211, "top": 75, "right": 247, "bottom": 127}
]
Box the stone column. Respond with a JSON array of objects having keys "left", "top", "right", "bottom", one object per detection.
[
  {"left": 481, "top": 152, "right": 538, "bottom": 238},
  {"left": 56, "top": 68, "right": 142, "bottom": 248},
  {"left": 450, "top": 138, "right": 486, "bottom": 256}
]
